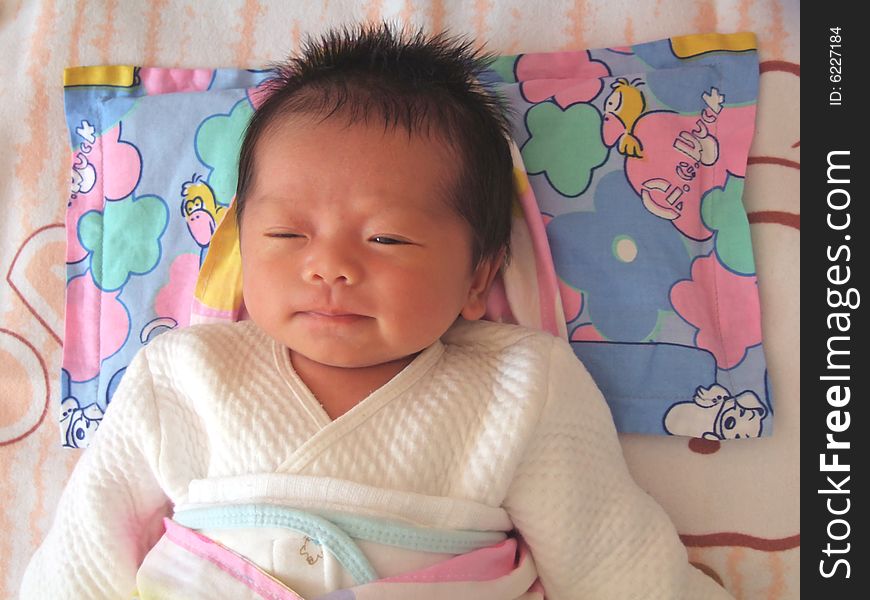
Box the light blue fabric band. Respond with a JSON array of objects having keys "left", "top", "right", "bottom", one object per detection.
[
  {"left": 174, "top": 504, "right": 378, "bottom": 584},
  {"left": 314, "top": 509, "right": 507, "bottom": 554},
  {"left": 173, "top": 503, "right": 509, "bottom": 582}
]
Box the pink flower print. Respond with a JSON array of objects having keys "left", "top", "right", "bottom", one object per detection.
[
  {"left": 671, "top": 254, "right": 762, "bottom": 369},
  {"left": 67, "top": 124, "right": 142, "bottom": 262},
  {"left": 517, "top": 51, "right": 610, "bottom": 108},
  {"left": 570, "top": 323, "right": 605, "bottom": 342},
  {"left": 559, "top": 278, "right": 583, "bottom": 324},
  {"left": 139, "top": 68, "right": 214, "bottom": 95},
  {"left": 155, "top": 253, "right": 200, "bottom": 329},
  {"left": 622, "top": 103, "right": 757, "bottom": 241},
  {"left": 62, "top": 274, "right": 130, "bottom": 382}
]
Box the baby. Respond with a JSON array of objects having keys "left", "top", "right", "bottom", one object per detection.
[{"left": 22, "top": 23, "right": 732, "bottom": 600}]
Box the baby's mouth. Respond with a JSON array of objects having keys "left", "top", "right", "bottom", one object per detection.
[{"left": 298, "top": 311, "right": 369, "bottom": 324}]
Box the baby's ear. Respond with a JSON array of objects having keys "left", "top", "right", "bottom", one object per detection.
[{"left": 459, "top": 249, "right": 505, "bottom": 321}]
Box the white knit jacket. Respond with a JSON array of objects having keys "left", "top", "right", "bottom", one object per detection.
[{"left": 21, "top": 318, "right": 731, "bottom": 599}]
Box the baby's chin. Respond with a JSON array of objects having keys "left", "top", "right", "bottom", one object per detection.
[{"left": 288, "top": 345, "right": 422, "bottom": 371}]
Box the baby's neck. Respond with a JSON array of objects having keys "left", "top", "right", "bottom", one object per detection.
[{"left": 289, "top": 350, "right": 417, "bottom": 420}]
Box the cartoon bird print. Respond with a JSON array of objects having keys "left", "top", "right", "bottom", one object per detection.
[
  {"left": 601, "top": 77, "right": 646, "bottom": 158},
  {"left": 181, "top": 174, "right": 226, "bottom": 263}
]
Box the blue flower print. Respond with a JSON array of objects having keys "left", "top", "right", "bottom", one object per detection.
[{"left": 547, "top": 170, "right": 692, "bottom": 341}]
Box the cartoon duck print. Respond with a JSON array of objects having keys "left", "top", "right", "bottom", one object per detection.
[
  {"left": 602, "top": 77, "right": 646, "bottom": 158},
  {"left": 663, "top": 383, "right": 768, "bottom": 440},
  {"left": 181, "top": 174, "right": 225, "bottom": 262},
  {"left": 60, "top": 396, "right": 105, "bottom": 448}
]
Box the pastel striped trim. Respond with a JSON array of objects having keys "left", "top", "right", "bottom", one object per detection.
[
  {"left": 162, "top": 517, "right": 305, "bottom": 599},
  {"left": 190, "top": 297, "right": 238, "bottom": 321},
  {"left": 174, "top": 506, "right": 378, "bottom": 584},
  {"left": 174, "top": 503, "right": 508, "bottom": 555},
  {"left": 382, "top": 537, "right": 525, "bottom": 584},
  {"left": 510, "top": 142, "right": 565, "bottom": 338}
]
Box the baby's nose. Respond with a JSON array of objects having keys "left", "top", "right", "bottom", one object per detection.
[{"left": 302, "top": 243, "right": 360, "bottom": 286}]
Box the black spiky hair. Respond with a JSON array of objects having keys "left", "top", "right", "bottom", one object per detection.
[{"left": 235, "top": 21, "right": 516, "bottom": 268}]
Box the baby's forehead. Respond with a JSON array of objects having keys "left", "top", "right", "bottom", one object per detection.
[
  {"left": 248, "top": 115, "right": 461, "bottom": 209},
  {"left": 250, "top": 188, "right": 461, "bottom": 225},
  {"left": 261, "top": 110, "right": 456, "bottom": 152}
]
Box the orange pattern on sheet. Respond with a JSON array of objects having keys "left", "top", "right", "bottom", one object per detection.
[
  {"left": 93, "top": 0, "right": 119, "bottom": 64},
  {"left": 682, "top": 533, "right": 801, "bottom": 552},
  {"left": 235, "top": 0, "right": 264, "bottom": 66},
  {"left": 145, "top": 0, "right": 170, "bottom": 65},
  {"left": 748, "top": 211, "right": 800, "bottom": 230},
  {"left": 14, "top": 0, "right": 56, "bottom": 236}
]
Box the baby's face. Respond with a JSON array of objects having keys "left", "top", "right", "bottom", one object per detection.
[{"left": 239, "top": 116, "right": 497, "bottom": 369}]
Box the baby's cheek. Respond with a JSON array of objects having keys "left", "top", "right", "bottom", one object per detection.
[
  {"left": 398, "top": 289, "right": 463, "bottom": 338},
  {"left": 240, "top": 273, "right": 275, "bottom": 319},
  {"left": 391, "top": 277, "right": 440, "bottom": 315}
]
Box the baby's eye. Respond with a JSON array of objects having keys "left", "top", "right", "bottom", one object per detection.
[
  {"left": 267, "top": 232, "right": 304, "bottom": 239},
  {"left": 371, "top": 236, "right": 406, "bottom": 245}
]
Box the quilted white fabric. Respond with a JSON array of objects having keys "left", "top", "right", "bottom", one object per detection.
[{"left": 21, "top": 318, "right": 730, "bottom": 599}]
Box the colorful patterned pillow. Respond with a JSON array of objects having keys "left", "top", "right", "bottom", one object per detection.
[{"left": 60, "top": 32, "right": 770, "bottom": 448}]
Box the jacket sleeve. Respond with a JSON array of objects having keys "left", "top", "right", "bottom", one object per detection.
[
  {"left": 20, "top": 348, "right": 172, "bottom": 599},
  {"left": 503, "top": 338, "right": 734, "bottom": 599}
]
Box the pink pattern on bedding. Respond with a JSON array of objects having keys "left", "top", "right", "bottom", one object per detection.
[
  {"left": 100, "top": 124, "right": 142, "bottom": 201},
  {"left": 516, "top": 51, "right": 609, "bottom": 107},
  {"left": 67, "top": 124, "right": 142, "bottom": 262},
  {"left": 161, "top": 518, "right": 305, "bottom": 600},
  {"left": 382, "top": 538, "right": 521, "bottom": 583},
  {"left": 63, "top": 274, "right": 129, "bottom": 382},
  {"left": 671, "top": 254, "right": 762, "bottom": 369},
  {"left": 140, "top": 67, "right": 214, "bottom": 95},
  {"left": 623, "top": 105, "right": 757, "bottom": 241},
  {"left": 154, "top": 253, "right": 200, "bottom": 329}
]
